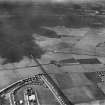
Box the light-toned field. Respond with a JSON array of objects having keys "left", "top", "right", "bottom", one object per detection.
[
  {"left": 0, "top": 57, "right": 42, "bottom": 89},
  {"left": 1, "top": 27, "right": 105, "bottom": 104}
]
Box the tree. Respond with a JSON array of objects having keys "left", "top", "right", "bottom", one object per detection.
[{"left": 0, "top": 95, "right": 7, "bottom": 105}]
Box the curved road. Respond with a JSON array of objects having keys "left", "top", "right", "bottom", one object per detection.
[
  {"left": 33, "top": 58, "right": 74, "bottom": 105},
  {"left": 0, "top": 57, "right": 74, "bottom": 105}
]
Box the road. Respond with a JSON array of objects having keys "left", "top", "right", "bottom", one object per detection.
[
  {"left": 0, "top": 56, "right": 74, "bottom": 105},
  {"left": 33, "top": 57, "right": 74, "bottom": 105},
  {"left": 0, "top": 74, "right": 43, "bottom": 96}
]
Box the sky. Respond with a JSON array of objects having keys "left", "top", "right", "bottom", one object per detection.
[
  {"left": 0, "top": 0, "right": 101, "bottom": 2},
  {"left": 27, "top": 0, "right": 104, "bottom": 4},
  {"left": 33, "top": 0, "right": 102, "bottom": 2}
]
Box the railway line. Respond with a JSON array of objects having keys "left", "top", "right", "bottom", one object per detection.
[
  {"left": 33, "top": 57, "right": 74, "bottom": 105},
  {"left": 0, "top": 56, "right": 74, "bottom": 105}
]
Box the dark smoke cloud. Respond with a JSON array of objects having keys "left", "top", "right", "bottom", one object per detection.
[
  {"left": 0, "top": 2, "right": 45, "bottom": 64},
  {"left": 0, "top": 2, "right": 104, "bottom": 64}
]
